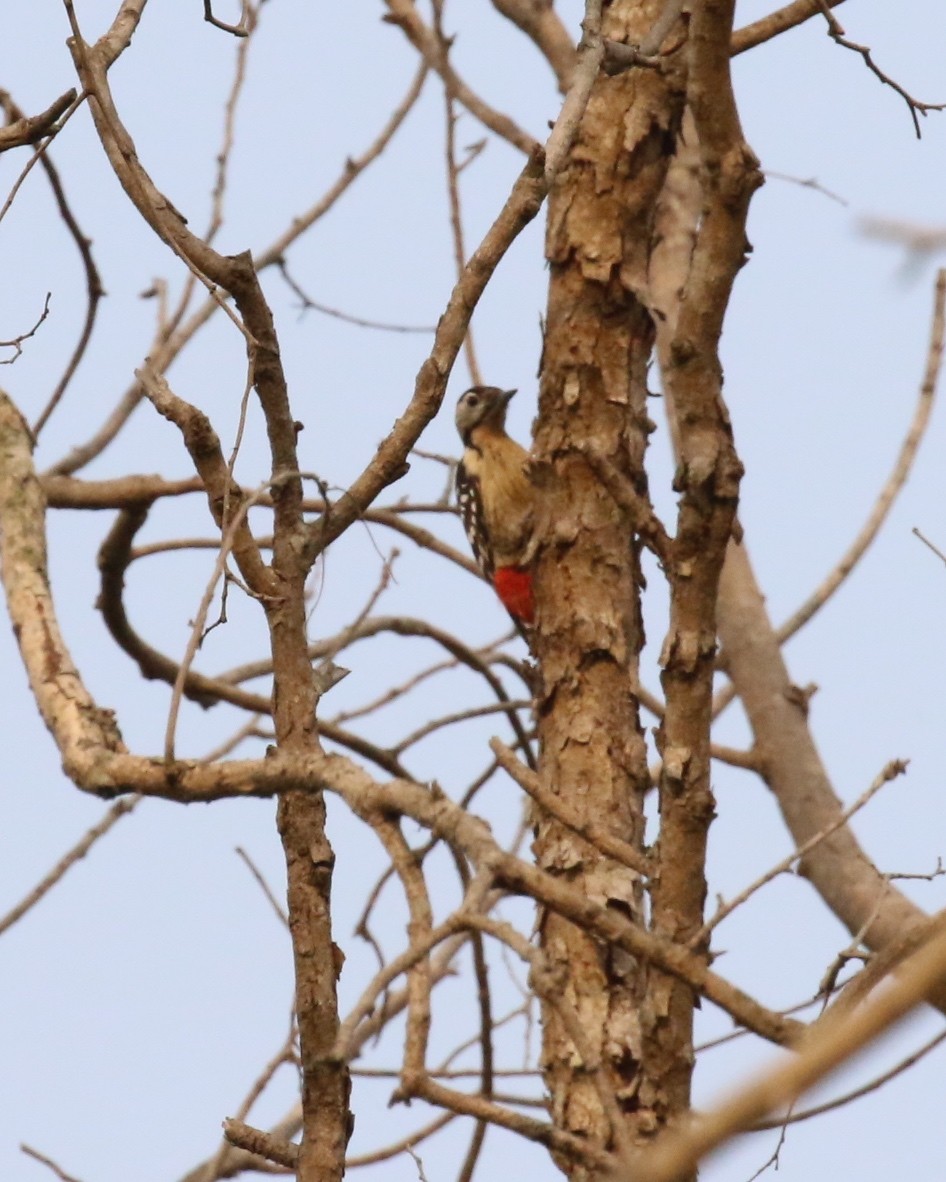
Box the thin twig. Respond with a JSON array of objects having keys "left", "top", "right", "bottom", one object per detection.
[
  {"left": 346, "top": 1113, "right": 456, "bottom": 1168},
  {"left": 276, "top": 258, "right": 436, "bottom": 333},
  {"left": 0, "top": 796, "right": 140, "bottom": 937},
  {"left": 203, "top": 0, "right": 250, "bottom": 37},
  {"left": 692, "top": 759, "right": 909, "bottom": 947},
  {"left": 235, "top": 846, "right": 290, "bottom": 928},
  {"left": 816, "top": 1, "right": 946, "bottom": 138},
  {"left": 392, "top": 699, "right": 533, "bottom": 756},
  {"left": 765, "top": 169, "right": 848, "bottom": 207},
  {"left": 778, "top": 268, "right": 945, "bottom": 643},
  {"left": 434, "top": 1, "right": 483, "bottom": 387},
  {"left": 0, "top": 292, "right": 52, "bottom": 364},
  {"left": 913, "top": 526, "right": 946, "bottom": 566},
  {"left": 20, "top": 1145, "right": 84, "bottom": 1182}
]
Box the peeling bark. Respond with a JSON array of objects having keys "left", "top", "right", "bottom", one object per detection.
[{"left": 533, "top": 1, "right": 687, "bottom": 1168}]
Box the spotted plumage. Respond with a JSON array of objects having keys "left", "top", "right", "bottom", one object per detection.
[{"left": 455, "top": 386, "right": 535, "bottom": 627}]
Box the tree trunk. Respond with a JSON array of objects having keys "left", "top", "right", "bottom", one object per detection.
[{"left": 533, "top": 1, "right": 688, "bottom": 1171}]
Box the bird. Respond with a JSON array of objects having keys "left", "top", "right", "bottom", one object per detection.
[{"left": 454, "top": 386, "right": 536, "bottom": 632}]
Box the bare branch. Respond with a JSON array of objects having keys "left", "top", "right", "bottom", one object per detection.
[
  {"left": 765, "top": 168, "right": 848, "bottom": 206},
  {"left": 637, "top": 915, "right": 946, "bottom": 1182},
  {"left": 543, "top": 0, "right": 605, "bottom": 180},
  {"left": 346, "top": 1113, "right": 455, "bottom": 1168},
  {"left": 488, "top": 0, "right": 577, "bottom": 92},
  {"left": 0, "top": 292, "right": 52, "bottom": 365},
  {"left": 0, "top": 87, "right": 76, "bottom": 150},
  {"left": 223, "top": 1119, "right": 298, "bottom": 1168},
  {"left": 694, "top": 759, "right": 909, "bottom": 946},
  {"left": 778, "top": 269, "right": 945, "bottom": 643},
  {"left": 235, "top": 846, "right": 290, "bottom": 928},
  {"left": 815, "top": 1, "right": 946, "bottom": 138},
  {"left": 435, "top": 4, "right": 484, "bottom": 388},
  {"left": 0, "top": 798, "right": 138, "bottom": 936},
  {"left": 203, "top": 0, "right": 250, "bottom": 37},
  {"left": 913, "top": 526, "right": 946, "bottom": 566},
  {"left": 276, "top": 258, "right": 436, "bottom": 333},
  {"left": 731, "top": 0, "right": 845, "bottom": 55},
  {"left": 382, "top": 0, "right": 537, "bottom": 154},
  {"left": 302, "top": 147, "right": 547, "bottom": 560},
  {"left": 0, "top": 90, "right": 86, "bottom": 229},
  {"left": 134, "top": 364, "right": 275, "bottom": 597},
  {"left": 20, "top": 1145, "right": 84, "bottom": 1182},
  {"left": 491, "top": 739, "right": 650, "bottom": 877}
]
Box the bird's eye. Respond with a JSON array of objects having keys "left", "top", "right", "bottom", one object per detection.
[{"left": 467, "top": 394, "right": 479, "bottom": 406}]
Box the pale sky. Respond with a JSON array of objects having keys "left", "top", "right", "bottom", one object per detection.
[{"left": 2, "top": 4, "right": 946, "bottom": 1181}]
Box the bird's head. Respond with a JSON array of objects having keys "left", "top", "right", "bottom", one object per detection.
[{"left": 455, "top": 386, "right": 517, "bottom": 445}]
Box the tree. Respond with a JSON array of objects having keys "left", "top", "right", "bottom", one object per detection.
[{"left": 2, "top": 3, "right": 946, "bottom": 1181}]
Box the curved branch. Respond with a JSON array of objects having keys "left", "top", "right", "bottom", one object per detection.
[
  {"left": 0, "top": 418, "right": 806, "bottom": 1056},
  {"left": 0, "top": 87, "right": 76, "bottom": 151},
  {"left": 1, "top": 386, "right": 130, "bottom": 779},
  {"left": 383, "top": 0, "right": 538, "bottom": 153},
  {"left": 0, "top": 90, "right": 102, "bottom": 438},
  {"left": 46, "top": 63, "right": 428, "bottom": 478},
  {"left": 488, "top": 0, "right": 577, "bottom": 92}
]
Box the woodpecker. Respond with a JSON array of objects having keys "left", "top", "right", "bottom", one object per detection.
[{"left": 455, "top": 386, "right": 536, "bottom": 630}]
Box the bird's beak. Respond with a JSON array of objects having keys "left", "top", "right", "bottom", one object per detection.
[{"left": 500, "top": 388, "right": 517, "bottom": 407}]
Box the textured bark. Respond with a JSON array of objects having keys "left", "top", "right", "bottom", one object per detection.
[
  {"left": 647, "top": 0, "right": 759, "bottom": 1153},
  {"left": 258, "top": 274, "right": 351, "bottom": 1178},
  {"left": 271, "top": 562, "right": 352, "bottom": 1180},
  {"left": 532, "top": 1, "right": 686, "bottom": 1169}
]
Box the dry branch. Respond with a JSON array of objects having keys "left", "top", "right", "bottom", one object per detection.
[
  {"left": 0, "top": 88, "right": 76, "bottom": 150},
  {"left": 382, "top": 0, "right": 537, "bottom": 153},
  {"left": 714, "top": 271, "right": 946, "bottom": 1019},
  {"left": 491, "top": 739, "right": 650, "bottom": 876},
  {"left": 0, "top": 796, "right": 139, "bottom": 937},
  {"left": 223, "top": 1118, "right": 298, "bottom": 1168},
  {"left": 0, "top": 89, "right": 104, "bottom": 436},
  {"left": 815, "top": 2, "right": 946, "bottom": 138},
  {"left": 731, "top": 0, "right": 844, "bottom": 54},
  {"left": 635, "top": 914, "right": 946, "bottom": 1181},
  {"left": 489, "top": 0, "right": 577, "bottom": 91},
  {"left": 777, "top": 268, "right": 945, "bottom": 643}
]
